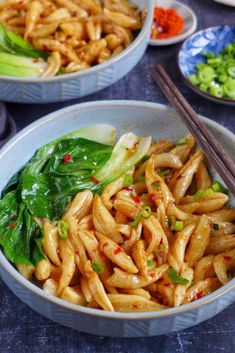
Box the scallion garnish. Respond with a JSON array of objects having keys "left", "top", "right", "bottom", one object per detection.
[
  {"left": 138, "top": 176, "right": 145, "bottom": 183},
  {"left": 204, "top": 188, "right": 214, "bottom": 197},
  {"left": 193, "top": 189, "right": 204, "bottom": 201},
  {"left": 147, "top": 259, "right": 156, "bottom": 268},
  {"left": 58, "top": 220, "right": 69, "bottom": 239},
  {"left": 91, "top": 262, "right": 104, "bottom": 274},
  {"left": 151, "top": 182, "right": 160, "bottom": 189},
  {"left": 132, "top": 205, "right": 152, "bottom": 228},
  {"left": 174, "top": 221, "right": 184, "bottom": 232},
  {"left": 167, "top": 268, "right": 189, "bottom": 285},
  {"left": 142, "top": 155, "right": 149, "bottom": 163},
  {"left": 159, "top": 169, "right": 170, "bottom": 176},
  {"left": 212, "top": 181, "right": 228, "bottom": 194},
  {"left": 176, "top": 137, "right": 187, "bottom": 146},
  {"left": 123, "top": 174, "right": 134, "bottom": 187}
]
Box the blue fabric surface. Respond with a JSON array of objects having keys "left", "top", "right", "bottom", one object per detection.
[{"left": 1, "top": 0, "right": 235, "bottom": 352}]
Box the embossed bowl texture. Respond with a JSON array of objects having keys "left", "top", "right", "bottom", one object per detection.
[
  {"left": 0, "top": 0, "right": 153, "bottom": 104},
  {"left": 0, "top": 101, "right": 234, "bottom": 337}
]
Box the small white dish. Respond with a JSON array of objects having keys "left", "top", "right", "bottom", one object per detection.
[
  {"left": 214, "top": 0, "right": 235, "bottom": 6},
  {"left": 149, "top": 0, "right": 197, "bottom": 46}
]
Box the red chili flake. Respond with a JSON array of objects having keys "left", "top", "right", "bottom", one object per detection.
[
  {"left": 158, "top": 277, "right": 164, "bottom": 283},
  {"left": 8, "top": 223, "right": 16, "bottom": 229},
  {"left": 164, "top": 283, "right": 170, "bottom": 287},
  {"left": 123, "top": 186, "right": 133, "bottom": 191},
  {"left": 149, "top": 193, "right": 157, "bottom": 201},
  {"left": 150, "top": 272, "right": 155, "bottom": 278},
  {"left": 193, "top": 291, "right": 203, "bottom": 301},
  {"left": 90, "top": 176, "right": 100, "bottom": 185},
  {"left": 11, "top": 214, "right": 18, "bottom": 221},
  {"left": 63, "top": 153, "right": 72, "bottom": 163},
  {"left": 1, "top": 235, "right": 5, "bottom": 241},
  {"left": 160, "top": 238, "right": 163, "bottom": 245},
  {"left": 42, "top": 45, "right": 49, "bottom": 51},
  {"left": 224, "top": 256, "right": 232, "bottom": 261},
  {"left": 114, "top": 247, "right": 122, "bottom": 255},
  {"left": 132, "top": 304, "right": 138, "bottom": 309},
  {"left": 131, "top": 195, "right": 141, "bottom": 204},
  {"left": 72, "top": 11, "right": 77, "bottom": 17},
  {"left": 100, "top": 250, "right": 105, "bottom": 257}
]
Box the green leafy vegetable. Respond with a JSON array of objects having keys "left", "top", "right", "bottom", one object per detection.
[{"left": 167, "top": 268, "right": 189, "bottom": 285}]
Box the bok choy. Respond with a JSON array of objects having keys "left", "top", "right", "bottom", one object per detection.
[
  {"left": 0, "top": 24, "right": 48, "bottom": 77},
  {"left": 0, "top": 125, "right": 151, "bottom": 267}
]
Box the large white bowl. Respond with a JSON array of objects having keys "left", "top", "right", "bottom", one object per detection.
[
  {"left": 0, "top": 1, "right": 153, "bottom": 104},
  {"left": 0, "top": 100, "right": 234, "bottom": 337}
]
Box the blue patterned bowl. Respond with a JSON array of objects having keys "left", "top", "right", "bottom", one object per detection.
[
  {"left": 0, "top": 0, "right": 153, "bottom": 104},
  {"left": 178, "top": 25, "right": 235, "bottom": 106},
  {"left": 0, "top": 100, "right": 234, "bottom": 337}
]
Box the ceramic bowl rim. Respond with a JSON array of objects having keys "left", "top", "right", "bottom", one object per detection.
[
  {"left": 149, "top": 0, "right": 198, "bottom": 46},
  {"left": 178, "top": 25, "right": 235, "bottom": 105},
  {"left": 0, "top": 100, "right": 234, "bottom": 320},
  {"left": 0, "top": 1, "right": 154, "bottom": 84}
]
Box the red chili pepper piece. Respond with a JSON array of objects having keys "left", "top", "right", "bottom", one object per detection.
[
  {"left": 63, "top": 153, "right": 72, "bottom": 163},
  {"left": 150, "top": 272, "right": 155, "bottom": 278},
  {"left": 1, "top": 235, "right": 5, "bottom": 240},
  {"left": 102, "top": 242, "right": 109, "bottom": 251},
  {"left": 123, "top": 186, "right": 133, "bottom": 191},
  {"left": 90, "top": 176, "right": 100, "bottom": 184},
  {"left": 149, "top": 193, "right": 157, "bottom": 201},
  {"left": 164, "top": 283, "right": 170, "bottom": 287},
  {"left": 224, "top": 256, "right": 232, "bottom": 261},
  {"left": 193, "top": 291, "right": 203, "bottom": 301},
  {"left": 132, "top": 195, "right": 141, "bottom": 204},
  {"left": 8, "top": 224, "right": 17, "bottom": 229},
  {"left": 114, "top": 248, "right": 122, "bottom": 255},
  {"left": 160, "top": 238, "right": 163, "bottom": 245}
]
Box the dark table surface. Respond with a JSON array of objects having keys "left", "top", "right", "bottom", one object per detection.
[{"left": 1, "top": 0, "right": 235, "bottom": 352}]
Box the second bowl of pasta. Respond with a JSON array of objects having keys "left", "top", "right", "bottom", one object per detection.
[{"left": 0, "top": 0, "right": 153, "bottom": 103}]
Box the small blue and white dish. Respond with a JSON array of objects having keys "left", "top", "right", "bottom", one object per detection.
[{"left": 178, "top": 25, "right": 235, "bottom": 106}]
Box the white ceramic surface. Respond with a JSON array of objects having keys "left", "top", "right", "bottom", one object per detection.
[
  {"left": 0, "top": 100, "right": 234, "bottom": 337},
  {"left": 0, "top": 0, "right": 153, "bottom": 103},
  {"left": 149, "top": 0, "right": 197, "bottom": 46},
  {"left": 214, "top": 0, "right": 235, "bottom": 6}
]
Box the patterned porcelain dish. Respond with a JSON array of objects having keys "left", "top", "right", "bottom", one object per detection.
[
  {"left": 178, "top": 25, "right": 235, "bottom": 106},
  {"left": 0, "top": 0, "right": 153, "bottom": 104},
  {"left": 0, "top": 100, "right": 234, "bottom": 338}
]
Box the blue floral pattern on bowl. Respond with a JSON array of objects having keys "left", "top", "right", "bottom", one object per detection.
[{"left": 178, "top": 25, "right": 235, "bottom": 105}]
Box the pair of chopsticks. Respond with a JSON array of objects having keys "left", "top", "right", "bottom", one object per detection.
[{"left": 150, "top": 64, "right": 235, "bottom": 196}]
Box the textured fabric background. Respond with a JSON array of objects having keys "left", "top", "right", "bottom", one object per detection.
[{"left": 1, "top": 0, "right": 235, "bottom": 352}]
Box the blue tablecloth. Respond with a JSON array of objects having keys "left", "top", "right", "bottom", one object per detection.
[{"left": 1, "top": 0, "right": 235, "bottom": 352}]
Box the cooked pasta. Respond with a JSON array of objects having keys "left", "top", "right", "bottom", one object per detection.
[
  {"left": 0, "top": 0, "right": 143, "bottom": 77},
  {"left": 1, "top": 128, "right": 234, "bottom": 312}
]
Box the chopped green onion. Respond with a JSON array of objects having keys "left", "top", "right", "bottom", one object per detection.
[
  {"left": 213, "top": 223, "right": 220, "bottom": 231},
  {"left": 174, "top": 221, "right": 184, "bottom": 232},
  {"left": 167, "top": 268, "right": 189, "bottom": 285},
  {"left": 168, "top": 216, "right": 176, "bottom": 230},
  {"left": 151, "top": 182, "right": 160, "bottom": 189},
  {"left": 58, "top": 220, "right": 69, "bottom": 239},
  {"left": 91, "top": 262, "right": 104, "bottom": 274},
  {"left": 138, "top": 176, "right": 145, "bottom": 182},
  {"left": 132, "top": 205, "right": 152, "bottom": 227},
  {"left": 193, "top": 189, "right": 204, "bottom": 201},
  {"left": 147, "top": 259, "right": 156, "bottom": 268},
  {"left": 123, "top": 174, "right": 134, "bottom": 187},
  {"left": 159, "top": 169, "right": 171, "bottom": 176},
  {"left": 176, "top": 137, "right": 187, "bottom": 146},
  {"left": 142, "top": 205, "right": 152, "bottom": 219},
  {"left": 204, "top": 188, "right": 214, "bottom": 197},
  {"left": 132, "top": 210, "right": 143, "bottom": 228},
  {"left": 142, "top": 155, "right": 149, "bottom": 163},
  {"left": 211, "top": 181, "right": 228, "bottom": 194}
]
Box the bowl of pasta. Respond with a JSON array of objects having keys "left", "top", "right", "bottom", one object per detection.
[
  {"left": 0, "top": 0, "right": 153, "bottom": 103},
  {"left": 0, "top": 100, "right": 234, "bottom": 337}
]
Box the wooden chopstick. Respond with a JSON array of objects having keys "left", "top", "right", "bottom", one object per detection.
[{"left": 150, "top": 64, "right": 235, "bottom": 196}]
